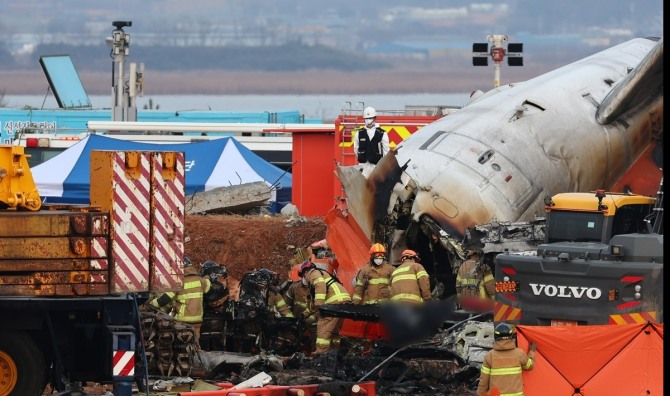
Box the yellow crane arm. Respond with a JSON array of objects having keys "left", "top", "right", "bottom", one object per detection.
[{"left": 0, "top": 145, "right": 42, "bottom": 211}]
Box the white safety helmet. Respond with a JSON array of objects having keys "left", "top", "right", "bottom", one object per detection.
[{"left": 363, "top": 107, "right": 377, "bottom": 119}]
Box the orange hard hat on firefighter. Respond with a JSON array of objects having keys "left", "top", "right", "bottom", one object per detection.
[
  {"left": 400, "top": 249, "right": 419, "bottom": 261},
  {"left": 298, "top": 260, "right": 316, "bottom": 277},
  {"left": 369, "top": 243, "right": 387, "bottom": 255}
]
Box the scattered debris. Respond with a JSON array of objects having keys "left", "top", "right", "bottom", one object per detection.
[
  {"left": 186, "top": 181, "right": 271, "bottom": 214},
  {"left": 140, "top": 215, "right": 494, "bottom": 395}
]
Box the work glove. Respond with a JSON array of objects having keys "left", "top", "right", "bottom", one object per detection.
[{"left": 529, "top": 342, "right": 537, "bottom": 352}]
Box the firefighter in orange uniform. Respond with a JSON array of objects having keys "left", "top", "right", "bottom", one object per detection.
[
  {"left": 150, "top": 257, "right": 211, "bottom": 346},
  {"left": 257, "top": 268, "right": 294, "bottom": 318},
  {"left": 456, "top": 250, "right": 496, "bottom": 310},
  {"left": 477, "top": 323, "right": 536, "bottom": 396},
  {"left": 353, "top": 243, "right": 394, "bottom": 305},
  {"left": 200, "top": 260, "right": 230, "bottom": 315},
  {"left": 299, "top": 260, "right": 351, "bottom": 354},
  {"left": 285, "top": 277, "right": 317, "bottom": 324},
  {"left": 390, "top": 250, "right": 431, "bottom": 304},
  {"left": 285, "top": 276, "right": 318, "bottom": 353}
]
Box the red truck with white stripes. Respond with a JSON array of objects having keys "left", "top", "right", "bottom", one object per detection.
[{"left": 0, "top": 145, "right": 185, "bottom": 396}]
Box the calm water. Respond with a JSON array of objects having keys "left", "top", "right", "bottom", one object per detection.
[{"left": 4, "top": 93, "right": 470, "bottom": 122}]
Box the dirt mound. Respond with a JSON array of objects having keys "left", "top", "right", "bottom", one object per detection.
[{"left": 185, "top": 214, "right": 327, "bottom": 295}]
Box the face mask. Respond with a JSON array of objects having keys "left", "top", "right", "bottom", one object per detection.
[
  {"left": 301, "top": 277, "right": 308, "bottom": 286},
  {"left": 373, "top": 258, "right": 383, "bottom": 266},
  {"left": 365, "top": 118, "right": 375, "bottom": 128}
]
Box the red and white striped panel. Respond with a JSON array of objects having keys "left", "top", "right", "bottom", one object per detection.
[
  {"left": 92, "top": 237, "right": 108, "bottom": 258},
  {"left": 149, "top": 152, "right": 186, "bottom": 291},
  {"left": 110, "top": 152, "right": 151, "bottom": 293},
  {"left": 91, "top": 237, "right": 110, "bottom": 291},
  {"left": 112, "top": 350, "right": 135, "bottom": 377}
]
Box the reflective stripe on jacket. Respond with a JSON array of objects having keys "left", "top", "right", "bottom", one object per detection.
[
  {"left": 353, "top": 261, "right": 394, "bottom": 304},
  {"left": 305, "top": 269, "right": 351, "bottom": 306},
  {"left": 268, "top": 290, "right": 295, "bottom": 318},
  {"left": 151, "top": 266, "right": 210, "bottom": 324},
  {"left": 477, "top": 339, "right": 535, "bottom": 396},
  {"left": 285, "top": 281, "right": 316, "bottom": 319},
  {"left": 390, "top": 260, "right": 431, "bottom": 303},
  {"left": 456, "top": 257, "right": 496, "bottom": 300}
]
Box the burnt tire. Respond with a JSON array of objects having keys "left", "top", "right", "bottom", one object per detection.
[{"left": 0, "top": 331, "right": 48, "bottom": 396}]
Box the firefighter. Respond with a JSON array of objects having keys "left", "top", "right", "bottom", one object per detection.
[
  {"left": 455, "top": 250, "right": 496, "bottom": 311},
  {"left": 285, "top": 276, "right": 318, "bottom": 324},
  {"left": 299, "top": 260, "right": 351, "bottom": 354},
  {"left": 390, "top": 249, "right": 431, "bottom": 304},
  {"left": 199, "top": 260, "right": 230, "bottom": 316},
  {"left": 285, "top": 275, "right": 318, "bottom": 354},
  {"left": 477, "top": 323, "right": 536, "bottom": 396},
  {"left": 352, "top": 243, "right": 394, "bottom": 304},
  {"left": 353, "top": 106, "right": 390, "bottom": 177},
  {"left": 150, "top": 257, "right": 211, "bottom": 346},
  {"left": 258, "top": 268, "right": 294, "bottom": 318}
]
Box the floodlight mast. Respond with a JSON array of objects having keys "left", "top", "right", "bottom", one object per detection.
[
  {"left": 111, "top": 21, "right": 136, "bottom": 121},
  {"left": 487, "top": 34, "right": 507, "bottom": 88},
  {"left": 472, "top": 34, "right": 524, "bottom": 88}
]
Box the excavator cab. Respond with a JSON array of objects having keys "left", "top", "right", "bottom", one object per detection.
[{"left": 0, "top": 145, "right": 41, "bottom": 211}]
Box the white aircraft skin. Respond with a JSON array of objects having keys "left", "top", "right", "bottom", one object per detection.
[{"left": 337, "top": 37, "right": 663, "bottom": 269}]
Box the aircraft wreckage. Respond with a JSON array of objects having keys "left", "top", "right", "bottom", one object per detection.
[
  {"left": 135, "top": 36, "right": 663, "bottom": 395},
  {"left": 335, "top": 36, "right": 663, "bottom": 297}
]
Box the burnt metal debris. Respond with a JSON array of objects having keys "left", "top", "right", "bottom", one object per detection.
[
  {"left": 139, "top": 269, "right": 493, "bottom": 394},
  {"left": 190, "top": 315, "right": 490, "bottom": 395}
]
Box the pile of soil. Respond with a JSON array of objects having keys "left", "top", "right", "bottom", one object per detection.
[{"left": 184, "top": 214, "right": 327, "bottom": 296}]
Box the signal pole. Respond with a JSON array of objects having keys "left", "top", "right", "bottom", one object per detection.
[{"left": 472, "top": 35, "right": 523, "bottom": 88}]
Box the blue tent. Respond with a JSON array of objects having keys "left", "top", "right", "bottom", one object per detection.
[{"left": 32, "top": 135, "right": 291, "bottom": 212}]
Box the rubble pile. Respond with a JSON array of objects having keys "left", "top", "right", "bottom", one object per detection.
[
  {"left": 185, "top": 213, "right": 327, "bottom": 294},
  {"left": 138, "top": 213, "right": 492, "bottom": 395},
  {"left": 193, "top": 327, "right": 485, "bottom": 395}
]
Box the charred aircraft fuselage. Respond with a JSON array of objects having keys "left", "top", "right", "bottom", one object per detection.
[{"left": 337, "top": 37, "right": 663, "bottom": 291}]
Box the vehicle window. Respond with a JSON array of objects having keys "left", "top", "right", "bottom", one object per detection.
[
  {"left": 547, "top": 211, "right": 603, "bottom": 243},
  {"left": 25, "top": 148, "right": 66, "bottom": 168},
  {"left": 611, "top": 204, "right": 653, "bottom": 236}
]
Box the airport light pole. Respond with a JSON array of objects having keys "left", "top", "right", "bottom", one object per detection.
[
  {"left": 472, "top": 35, "right": 523, "bottom": 88},
  {"left": 110, "top": 21, "right": 134, "bottom": 121}
]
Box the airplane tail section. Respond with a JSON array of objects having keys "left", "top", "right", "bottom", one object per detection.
[
  {"left": 336, "top": 150, "right": 405, "bottom": 241},
  {"left": 596, "top": 37, "right": 663, "bottom": 124}
]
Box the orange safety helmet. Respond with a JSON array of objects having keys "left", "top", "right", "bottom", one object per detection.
[
  {"left": 400, "top": 249, "right": 419, "bottom": 261},
  {"left": 369, "top": 243, "right": 387, "bottom": 255}
]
